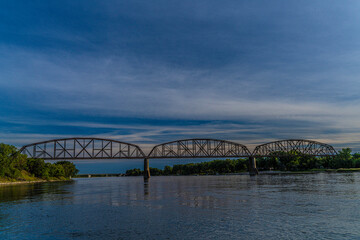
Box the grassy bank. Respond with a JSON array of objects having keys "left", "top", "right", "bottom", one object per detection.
[
  {"left": 0, "top": 178, "right": 72, "bottom": 185},
  {"left": 0, "top": 169, "right": 72, "bottom": 184}
]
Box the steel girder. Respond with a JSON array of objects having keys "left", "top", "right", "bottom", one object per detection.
[
  {"left": 19, "top": 138, "right": 338, "bottom": 160},
  {"left": 252, "top": 139, "right": 337, "bottom": 157},
  {"left": 19, "top": 138, "right": 145, "bottom": 159},
  {"left": 148, "top": 139, "right": 251, "bottom": 158}
]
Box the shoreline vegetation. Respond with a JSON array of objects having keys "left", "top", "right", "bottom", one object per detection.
[
  {"left": 0, "top": 143, "right": 78, "bottom": 184},
  {"left": 125, "top": 148, "right": 360, "bottom": 176}
]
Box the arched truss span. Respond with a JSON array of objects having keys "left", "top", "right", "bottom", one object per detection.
[
  {"left": 148, "top": 139, "right": 251, "bottom": 158},
  {"left": 252, "top": 139, "right": 337, "bottom": 157},
  {"left": 20, "top": 138, "right": 145, "bottom": 159}
]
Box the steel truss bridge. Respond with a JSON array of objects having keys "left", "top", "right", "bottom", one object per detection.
[
  {"left": 19, "top": 138, "right": 337, "bottom": 177},
  {"left": 20, "top": 138, "right": 146, "bottom": 160}
]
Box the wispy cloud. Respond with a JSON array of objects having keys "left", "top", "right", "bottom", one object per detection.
[
  {"left": 2, "top": 118, "right": 359, "bottom": 153},
  {"left": 2, "top": 46, "right": 360, "bottom": 120}
]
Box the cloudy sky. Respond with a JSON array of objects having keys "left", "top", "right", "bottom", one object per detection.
[{"left": 1, "top": 0, "right": 360, "bottom": 152}]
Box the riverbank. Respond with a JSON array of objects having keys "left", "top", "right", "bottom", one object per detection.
[{"left": 0, "top": 178, "right": 73, "bottom": 186}]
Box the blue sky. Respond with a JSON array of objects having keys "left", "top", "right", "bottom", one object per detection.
[{"left": 1, "top": 0, "right": 360, "bottom": 152}]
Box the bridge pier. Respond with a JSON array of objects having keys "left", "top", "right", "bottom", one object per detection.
[
  {"left": 249, "top": 157, "right": 259, "bottom": 176},
  {"left": 144, "top": 158, "right": 150, "bottom": 180}
]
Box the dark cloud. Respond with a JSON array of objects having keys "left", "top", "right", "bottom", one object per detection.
[{"left": 2, "top": 0, "right": 360, "bottom": 69}]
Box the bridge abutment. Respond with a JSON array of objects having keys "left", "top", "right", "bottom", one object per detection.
[
  {"left": 249, "top": 157, "right": 259, "bottom": 176},
  {"left": 144, "top": 158, "right": 150, "bottom": 180}
]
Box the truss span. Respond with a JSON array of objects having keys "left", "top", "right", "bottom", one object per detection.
[
  {"left": 20, "top": 138, "right": 145, "bottom": 159},
  {"left": 252, "top": 139, "right": 337, "bottom": 157},
  {"left": 148, "top": 139, "right": 251, "bottom": 158}
]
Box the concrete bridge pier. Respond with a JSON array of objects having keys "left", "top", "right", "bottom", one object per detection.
[
  {"left": 249, "top": 157, "right": 259, "bottom": 176},
  {"left": 144, "top": 158, "right": 151, "bottom": 180}
]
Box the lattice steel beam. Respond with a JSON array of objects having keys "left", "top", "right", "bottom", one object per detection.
[
  {"left": 20, "top": 138, "right": 145, "bottom": 159},
  {"left": 252, "top": 139, "right": 337, "bottom": 157},
  {"left": 148, "top": 138, "right": 251, "bottom": 158}
]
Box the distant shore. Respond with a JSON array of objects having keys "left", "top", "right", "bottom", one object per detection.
[
  {"left": 73, "top": 168, "right": 360, "bottom": 178},
  {"left": 75, "top": 173, "right": 125, "bottom": 178}
]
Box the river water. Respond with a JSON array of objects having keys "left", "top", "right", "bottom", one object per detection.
[{"left": 1, "top": 173, "right": 360, "bottom": 239}]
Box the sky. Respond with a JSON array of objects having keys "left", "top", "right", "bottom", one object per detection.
[{"left": 1, "top": 0, "right": 360, "bottom": 153}]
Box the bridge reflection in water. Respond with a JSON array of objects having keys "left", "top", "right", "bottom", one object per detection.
[{"left": 20, "top": 138, "right": 338, "bottom": 178}]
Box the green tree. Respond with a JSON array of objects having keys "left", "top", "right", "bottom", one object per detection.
[
  {"left": 149, "top": 167, "right": 163, "bottom": 176},
  {"left": 49, "top": 164, "right": 65, "bottom": 178},
  {"left": 55, "top": 161, "right": 79, "bottom": 177},
  {"left": 125, "top": 168, "right": 142, "bottom": 176},
  {"left": 163, "top": 166, "right": 173, "bottom": 175},
  {"left": 353, "top": 153, "right": 360, "bottom": 167},
  {"left": 332, "top": 148, "right": 353, "bottom": 168},
  {"left": 26, "top": 158, "right": 47, "bottom": 178},
  {"left": 0, "top": 143, "right": 79, "bottom": 181}
]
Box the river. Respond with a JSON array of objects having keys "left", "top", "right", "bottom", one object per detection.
[{"left": 1, "top": 173, "right": 360, "bottom": 239}]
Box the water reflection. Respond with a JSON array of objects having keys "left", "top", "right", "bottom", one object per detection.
[
  {"left": 2, "top": 174, "right": 360, "bottom": 209},
  {"left": 1, "top": 173, "right": 360, "bottom": 239},
  {"left": 0, "top": 181, "right": 74, "bottom": 204},
  {"left": 144, "top": 181, "right": 150, "bottom": 198}
]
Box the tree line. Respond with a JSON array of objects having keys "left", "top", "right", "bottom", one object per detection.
[
  {"left": 126, "top": 158, "right": 249, "bottom": 176},
  {"left": 0, "top": 143, "right": 79, "bottom": 182},
  {"left": 126, "top": 148, "right": 360, "bottom": 176},
  {"left": 256, "top": 148, "right": 360, "bottom": 171}
]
